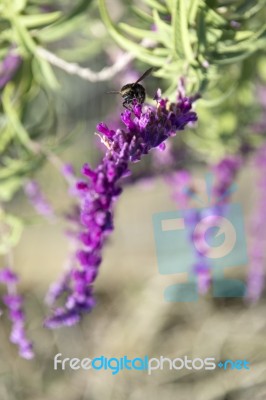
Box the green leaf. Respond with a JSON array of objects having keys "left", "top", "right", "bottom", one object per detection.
[
  {"left": 0, "top": 124, "right": 13, "bottom": 153},
  {"left": 217, "top": 24, "right": 266, "bottom": 53},
  {"left": 131, "top": 6, "right": 153, "bottom": 23},
  {"left": 19, "top": 11, "right": 62, "bottom": 28},
  {"left": 196, "top": 9, "right": 207, "bottom": 54},
  {"left": 188, "top": 0, "right": 201, "bottom": 24},
  {"left": 98, "top": 0, "right": 166, "bottom": 66},
  {"left": 155, "top": 60, "right": 182, "bottom": 75},
  {"left": 204, "top": 5, "right": 227, "bottom": 27},
  {"left": 35, "top": 15, "right": 86, "bottom": 42},
  {"left": 152, "top": 47, "right": 170, "bottom": 56},
  {"left": 143, "top": 0, "right": 168, "bottom": 13},
  {"left": 12, "top": 0, "right": 27, "bottom": 13},
  {"left": 206, "top": 27, "right": 222, "bottom": 44},
  {"left": 234, "top": 0, "right": 266, "bottom": 19},
  {"left": 62, "top": 0, "right": 93, "bottom": 21},
  {"left": 119, "top": 23, "right": 159, "bottom": 41},
  {"left": 234, "top": 31, "right": 254, "bottom": 41},
  {"left": 35, "top": 0, "right": 93, "bottom": 42},
  {"left": 152, "top": 9, "right": 173, "bottom": 48},
  {"left": 211, "top": 49, "right": 255, "bottom": 64},
  {"left": 36, "top": 58, "right": 59, "bottom": 89},
  {"left": 172, "top": 0, "right": 195, "bottom": 62},
  {"left": 0, "top": 212, "right": 23, "bottom": 253},
  {"left": 0, "top": 28, "right": 14, "bottom": 42},
  {"left": 165, "top": 0, "right": 174, "bottom": 11},
  {"left": 11, "top": 14, "right": 37, "bottom": 53},
  {"left": 2, "top": 84, "right": 33, "bottom": 149}
]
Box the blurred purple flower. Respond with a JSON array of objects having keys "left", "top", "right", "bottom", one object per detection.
[
  {"left": 44, "top": 88, "right": 198, "bottom": 328},
  {"left": 212, "top": 155, "right": 242, "bottom": 203},
  {"left": 45, "top": 269, "right": 71, "bottom": 306},
  {"left": 0, "top": 267, "right": 34, "bottom": 359},
  {"left": 61, "top": 163, "right": 75, "bottom": 179},
  {"left": 24, "top": 180, "right": 54, "bottom": 219},
  {"left": 247, "top": 144, "right": 266, "bottom": 301},
  {"left": 0, "top": 51, "right": 21, "bottom": 90},
  {"left": 230, "top": 20, "right": 241, "bottom": 29},
  {"left": 169, "top": 171, "right": 210, "bottom": 294},
  {"left": 168, "top": 155, "right": 242, "bottom": 296},
  {"left": 0, "top": 267, "right": 18, "bottom": 284},
  {"left": 169, "top": 169, "right": 193, "bottom": 208}
]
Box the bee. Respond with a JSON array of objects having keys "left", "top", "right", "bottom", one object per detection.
[{"left": 107, "top": 67, "right": 153, "bottom": 109}]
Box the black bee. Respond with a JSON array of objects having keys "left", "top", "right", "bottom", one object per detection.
[{"left": 107, "top": 67, "right": 153, "bottom": 109}]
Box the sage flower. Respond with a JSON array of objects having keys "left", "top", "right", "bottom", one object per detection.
[
  {"left": 44, "top": 89, "right": 197, "bottom": 328},
  {"left": 0, "top": 267, "right": 34, "bottom": 359}
]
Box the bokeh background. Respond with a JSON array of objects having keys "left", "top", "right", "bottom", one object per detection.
[{"left": 1, "top": 0, "right": 266, "bottom": 399}]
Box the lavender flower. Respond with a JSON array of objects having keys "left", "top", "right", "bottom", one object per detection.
[
  {"left": 247, "top": 144, "right": 266, "bottom": 301},
  {"left": 0, "top": 267, "right": 34, "bottom": 359},
  {"left": 168, "top": 155, "right": 242, "bottom": 296},
  {"left": 44, "top": 88, "right": 197, "bottom": 328},
  {"left": 24, "top": 180, "right": 54, "bottom": 219},
  {"left": 0, "top": 51, "right": 21, "bottom": 90}
]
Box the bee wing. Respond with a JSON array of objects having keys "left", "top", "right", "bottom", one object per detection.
[{"left": 133, "top": 67, "right": 153, "bottom": 86}]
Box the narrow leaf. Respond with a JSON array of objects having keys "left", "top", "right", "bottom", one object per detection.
[
  {"left": 119, "top": 23, "right": 158, "bottom": 41},
  {"left": 188, "top": 0, "right": 201, "bottom": 24},
  {"left": 143, "top": 0, "right": 168, "bottom": 13},
  {"left": 98, "top": 0, "right": 166, "bottom": 66},
  {"left": 131, "top": 6, "right": 153, "bottom": 23},
  {"left": 20, "top": 11, "right": 62, "bottom": 28},
  {"left": 173, "top": 0, "right": 195, "bottom": 62}
]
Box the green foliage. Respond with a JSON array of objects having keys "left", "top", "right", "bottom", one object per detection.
[
  {"left": 0, "top": 0, "right": 99, "bottom": 203},
  {"left": 99, "top": 0, "right": 266, "bottom": 97}
]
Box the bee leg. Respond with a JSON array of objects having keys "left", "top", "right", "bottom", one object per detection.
[
  {"left": 122, "top": 101, "right": 130, "bottom": 110},
  {"left": 123, "top": 101, "right": 133, "bottom": 111}
]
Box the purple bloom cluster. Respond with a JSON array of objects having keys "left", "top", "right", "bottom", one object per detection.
[
  {"left": 247, "top": 144, "right": 266, "bottom": 301},
  {"left": 24, "top": 180, "right": 54, "bottom": 219},
  {"left": 0, "top": 267, "right": 34, "bottom": 359},
  {"left": 0, "top": 51, "right": 21, "bottom": 90},
  {"left": 44, "top": 89, "right": 197, "bottom": 328}
]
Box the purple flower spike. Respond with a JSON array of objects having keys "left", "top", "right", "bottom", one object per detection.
[
  {"left": 45, "top": 86, "right": 198, "bottom": 328},
  {"left": 44, "top": 308, "right": 81, "bottom": 329},
  {"left": 247, "top": 144, "right": 266, "bottom": 301},
  {"left": 0, "top": 267, "right": 18, "bottom": 284},
  {"left": 0, "top": 267, "right": 34, "bottom": 359}
]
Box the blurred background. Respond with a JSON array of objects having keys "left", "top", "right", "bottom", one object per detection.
[{"left": 1, "top": 0, "right": 266, "bottom": 399}]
